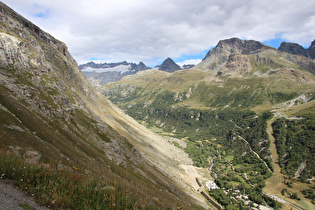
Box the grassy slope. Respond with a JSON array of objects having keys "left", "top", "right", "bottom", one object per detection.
[{"left": 0, "top": 3, "right": 205, "bottom": 208}]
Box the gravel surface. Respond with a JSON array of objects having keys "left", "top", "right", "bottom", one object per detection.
[{"left": 0, "top": 180, "right": 48, "bottom": 210}]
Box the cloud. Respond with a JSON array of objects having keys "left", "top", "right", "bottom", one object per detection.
[
  {"left": 2, "top": 0, "right": 315, "bottom": 65},
  {"left": 177, "top": 59, "right": 202, "bottom": 66}
]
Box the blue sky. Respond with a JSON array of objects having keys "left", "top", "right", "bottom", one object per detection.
[
  {"left": 31, "top": 4, "right": 50, "bottom": 18},
  {"left": 2, "top": 0, "right": 315, "bottom": 67}
]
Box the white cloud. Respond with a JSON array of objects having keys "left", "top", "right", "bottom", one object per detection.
[
  {"left": 2, "top": 0, "right": 315, "bottom": 66},
  {"left": 177, "top": 59, "right": 202, "bottom": 67}
]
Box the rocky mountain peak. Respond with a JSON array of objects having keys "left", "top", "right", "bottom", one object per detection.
[
  {"left": 278, "top": 39, "right": 315, "bottom": 59},
  {"left": 157, "top": 57, "right": 181, "bottom": 72},
  {"left": 215, "top": 37, "right": 271, "bottom": 55},
  {"left": 137, "top": 61, "right": 148, "bottom": 70},
  {"left": 194, "top": 37, "right": 315, "bottom": 78},
  {"left": 195, "top": 38, "right": 272, "bottom": 72},
  {"left": 278, "top": 41, "right": 309, "bottom": 58}
]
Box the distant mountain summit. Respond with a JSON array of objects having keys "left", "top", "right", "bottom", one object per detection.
[
  {"left": 136, "top": 61, "right": 148, "bottom": 70},
  {"left": 79, "top": 61, "right": 149, "bottom": 86},
  {"left": 193, "top": 37, "right": 315, "bottom": 78},
  {"left": 193, "top": 37, "right": 273, "bottom": 73},
  {"left": 278, "top": 39, "right": 315, "bottom": 59},
  {"left": 155, "top": 57, "right": 181, "bottom": 72},
  {"left": 80, "top": 58, "right": 195, "bottom": 87},
  {"left": 213, "top": 37, "right": 271, "bottom": 55},
  {"left": 79, "top": 61, "right": 148, "bottom": 71}
]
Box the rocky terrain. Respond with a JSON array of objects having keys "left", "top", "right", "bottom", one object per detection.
[
  {"left": 0, "top": 2, "right": 209, "bottom": 209},
  {"left": 278, "top": 39, "right": 315, "bottom": 59}
]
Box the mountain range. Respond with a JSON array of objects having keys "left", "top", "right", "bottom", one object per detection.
[
  {"left": 79, "top": 57, "right": 195, "bottom": 86},
  {"left": 79, "top": 61, "right": 149, "bottom": 86},
  {"left": 80, "top": 39, "right": 315, "bottom": 87}
]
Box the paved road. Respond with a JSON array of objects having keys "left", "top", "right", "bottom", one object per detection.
[{"left": 0, "top": 180, "right": 48, "bottom": 210}]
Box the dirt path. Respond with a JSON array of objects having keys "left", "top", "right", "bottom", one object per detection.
[
  {"left": 0, "top": 180, "right": 48, "bottom": 210},
  {"left": 263, "top": 118, "right": 304, "bottom": 210},
  {"left": 264, "top": 118, "right": 284, "bottom": 195}
]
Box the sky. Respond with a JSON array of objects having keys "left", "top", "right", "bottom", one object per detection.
[{"left": 2, "top": 0, "right": 315, "bottom": 67}]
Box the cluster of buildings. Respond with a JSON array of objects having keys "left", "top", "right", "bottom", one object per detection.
[
  {"left": 204, "top": 180, "right": 273, "bottom": 210},
  {"left": 205, "top": 181, "right": 219, "bottom": 190}
]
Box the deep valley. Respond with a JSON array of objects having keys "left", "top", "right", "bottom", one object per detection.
[{"left": 0, "top": 2, "right": 314, "bottom": 210}]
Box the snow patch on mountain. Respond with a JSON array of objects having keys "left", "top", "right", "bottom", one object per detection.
[{"left": 81, "top": 65, "right": 133, "bottom": 73}]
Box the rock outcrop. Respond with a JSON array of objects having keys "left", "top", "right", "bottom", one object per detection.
[{"left": 278, "top": 39, "right": 315, "bottom": 59}]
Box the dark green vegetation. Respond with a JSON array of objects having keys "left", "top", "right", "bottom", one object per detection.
[
  {"left": 126, "top": 105, "right": 273, "bottom": 171},
  {"left": 272, "top": 106, "right": 315, "bottom": 182},
  {"left": 123, "top": 103, "right": 276, "bottom": 208},
  {"left": 302, "top": 186, "right": 315, "bottom": 204}
]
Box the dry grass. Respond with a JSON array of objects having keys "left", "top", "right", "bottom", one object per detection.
[{"left": 0, "top": 151, "right": 146, "bottom": 209}]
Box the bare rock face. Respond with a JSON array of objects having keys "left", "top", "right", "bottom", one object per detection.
[
  {"left": 214, "top": 37, "right": 271, "bottom": 55},
  {"left": 308, "top": 39, "right": 315, "bottom": 59},
  {"left": 194, "top": 37, "right": 272, "bottom": 72},
  {"left": 278, "top": 39, "right": 315, "bottom": 59},
  {"left": 278, "top": 42, "right": 310, "bottom": 58},
  {"left": 217, "top": 53, "right": 252, "bottom": 77}
]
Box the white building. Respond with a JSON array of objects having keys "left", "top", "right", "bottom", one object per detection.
[{"left": 206, "top": 181, "right": 219, "bottom": 191}]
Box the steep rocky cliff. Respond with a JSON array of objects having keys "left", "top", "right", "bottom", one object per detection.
[
  {"left": 278, "top": 39, "right": 315, "bottom": 59},
  {"left": 0, "top": 2, "right": 207, "bottom": 208}
]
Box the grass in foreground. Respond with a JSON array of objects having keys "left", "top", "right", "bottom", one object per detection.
[{"left": 0, "top": 150, "right": 152, "bottom": 209}]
